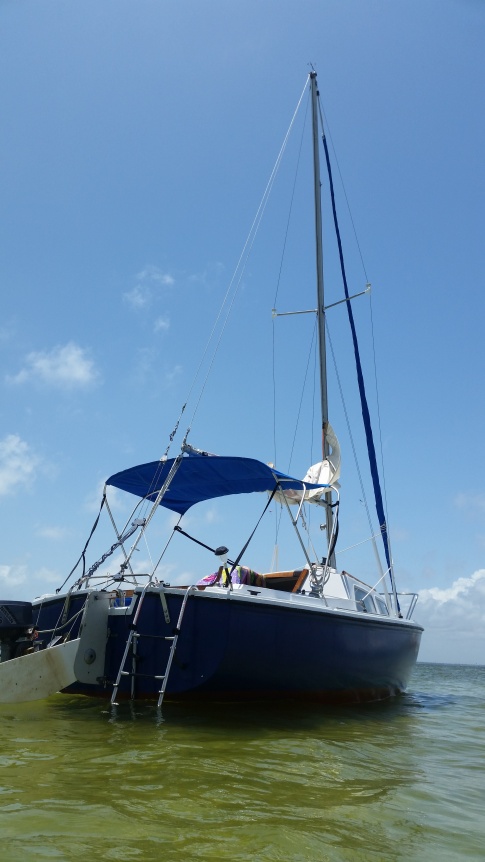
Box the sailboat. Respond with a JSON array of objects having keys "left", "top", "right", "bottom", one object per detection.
[{"left": 0, "top": 73, "right": 422, "bottom": 705}]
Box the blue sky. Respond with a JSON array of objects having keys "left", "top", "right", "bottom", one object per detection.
[{"left": 1, "top": 0, "right": 484, "bottom": 665}]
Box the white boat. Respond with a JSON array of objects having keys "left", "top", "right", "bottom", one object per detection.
[{"left": 0, "top": 72, "right": 422, "bottom": 705}]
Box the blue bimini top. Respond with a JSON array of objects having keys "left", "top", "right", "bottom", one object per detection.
[{"left": 106, "top": 451, "right": 330, "bottom": 516}]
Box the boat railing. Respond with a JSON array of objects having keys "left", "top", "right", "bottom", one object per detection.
[
  {"left": 74, "top": 572, "right": 154, "bottom": 590},
  {"left": 381, "top": 591, "right": 419, "bottom": 621}
]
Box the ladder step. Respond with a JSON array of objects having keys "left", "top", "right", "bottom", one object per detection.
[
  {"left": 157, "top": 586, "right": 193, "bottom": 708},
  {"left": 112, "top": 584, "right": 194, "bottom": 708}
]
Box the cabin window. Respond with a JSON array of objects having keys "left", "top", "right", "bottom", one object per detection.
[
  {"left": 354, "top": 587, "right": 376, "bottom": 614},
  {"left": 375, "top": 596, "right": 389, "bottom": 616}
]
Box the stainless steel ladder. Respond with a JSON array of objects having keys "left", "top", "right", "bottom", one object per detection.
[
  {"left": 157, "top": 585, "right": 194, "bottom": 708},
  {"left": 110, "top": 585, "right": 194, "bottom": 706}
]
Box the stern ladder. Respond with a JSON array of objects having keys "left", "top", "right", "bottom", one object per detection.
[{"left": 110, "top": 585, "right": 194, "bottom": 706}]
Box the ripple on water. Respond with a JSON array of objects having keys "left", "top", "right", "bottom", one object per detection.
[{"left": 0, "top": 664, "right": 484, "bottom": 861}]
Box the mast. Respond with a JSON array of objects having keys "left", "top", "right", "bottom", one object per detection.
[{"left": 310, "top": 71, "right": 336, "bottom": 568}]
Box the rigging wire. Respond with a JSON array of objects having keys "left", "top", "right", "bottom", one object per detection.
[
  {"left": 368, "top": 293, "right": 392, "bottom": 545},
  {"left": 112, "top": 81, "right": 310, "bottom": 580},
  {"left": 318, "top": 98, "right": 392, "bottom": 551},
  {"left": 325, "top": 320, "right": 376, "bottom": 552},
  {"left": 103, "top": 83, "right": 308, "bottom": 536},
  {"left": 185, "top": 78, "right": 309, "bottom": 433},
  {"left": 269, "top": 90, "right": 312, "bottom": 561},
  {"left": 272, "top": 92, "right": 310, "bottom": 468},
  {"left": 272, "top": 316, "right": 317, "bottom": 558},
  {"left": 317, "top": 92, "right": 394, "bottom": 584},
  {"left": 141, "top": 530, "right": 154, "bottom": 573},
  {"left": 150, "top": 516, "right": 182, "bottom": 580},
  {"left": 319, "top": 105, "right": 369, "bottom": 284},
  {"left": 306, "top": 319, "right": 318, "bottom": 553},
  {"left": 286, "top": 317, "right": 318, "bottom": 476}
]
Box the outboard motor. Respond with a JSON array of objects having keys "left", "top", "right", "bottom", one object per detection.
[{"left": 0, "top": 601, "right": 34, "bottom": 662}]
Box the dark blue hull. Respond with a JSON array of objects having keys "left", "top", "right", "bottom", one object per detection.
[{"left": 32, "top": 588, "right": 422, "bottom": 703}]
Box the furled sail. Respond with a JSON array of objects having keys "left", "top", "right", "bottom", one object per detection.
[{"left": 274, "top": 423, "right": 340, "bottom": 506}]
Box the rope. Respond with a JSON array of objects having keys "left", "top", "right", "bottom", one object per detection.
[
  {"left": 227, "top": 486, "right": 279, "bottom": 584},
  {"left": 56, "top": 493, "right": 106, "bottom": 593},
  {"left": 35, "top": 605, "right": 85, "bottom": 636}
]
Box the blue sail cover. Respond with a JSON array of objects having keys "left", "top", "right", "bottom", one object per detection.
[{"left": 106, "top": 453, "right": 329, "bottom": 516}]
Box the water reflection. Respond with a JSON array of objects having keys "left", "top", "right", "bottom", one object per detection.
[{"left": 0, "top": 666, "right": 483, "bottom": 861}]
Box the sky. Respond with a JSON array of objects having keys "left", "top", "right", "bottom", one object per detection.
[{"left": 1, "top": 0, "right": 484, "bottom": 666}]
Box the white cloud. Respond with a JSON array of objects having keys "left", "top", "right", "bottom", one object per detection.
[
  {"left": 35, "top": 526, "right": 68, "bottom": 541},
  {"left": 136, "top": 265, "right": 174, "bottom": 287},
  {"left": 154, "top": 315, "right": 170, "bottom": 333},
  {"left": 106, "top": 484, "right": 125, "bottom": 512},
  {"left": 187, "top": 261, "right": 225, "bottom": 286},
  {"left": 33, "top": 566, "right": 61, "bottom": 584},
  {"left": 124, "top": 266, "right": 175, "bottom": 310},
  {"left": 0, "top": 434, "right": 40, "bottom": 496},
  {"left": 123, "top": 284, "right": 151, "bottom": 308},
  {"left": 85, "top": 479, "right": 125, "bottom": 514},
  {"left": 0, "top": 564, "right": 27, "bottom": 587},
  {"left": 420, "top": 569, "right": 485, "bottom": 605},
  {"left": 417, "top": 569, "right": 485, "bottom": 664},
  {"left": 7, "top": 342, "right": 99, "bottom": 389}
]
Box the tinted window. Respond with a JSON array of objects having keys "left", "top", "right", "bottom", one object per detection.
[
  {"left": 375, "top": 596, "right": 389, "bottom": 616},
  {"left": 354, "top": 587, "right": 376, "bottom": 614}
]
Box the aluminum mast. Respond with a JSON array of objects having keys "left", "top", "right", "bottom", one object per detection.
[{"left": 310, "top": 71, "right": 336, "bottom": 568}]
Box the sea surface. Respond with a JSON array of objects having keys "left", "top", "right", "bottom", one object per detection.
[{"left": 0, "top": 663, "right": 483, "bottom": 861}]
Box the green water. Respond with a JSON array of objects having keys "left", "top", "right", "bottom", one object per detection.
[{"left": 0, "top": 663, "right": 483, "bottom": 861}]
